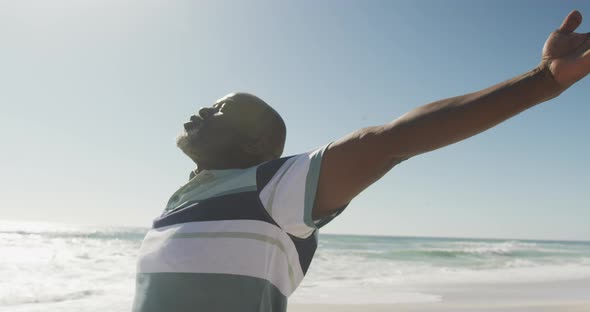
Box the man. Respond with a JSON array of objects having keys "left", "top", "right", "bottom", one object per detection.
[{"left": 133, "top": 11, "right": 590, "bottom": 312}]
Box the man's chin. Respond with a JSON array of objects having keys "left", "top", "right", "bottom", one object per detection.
[
  {"left": 176, "top": 130, "right": 192, "bottom": 150},
  {"left": 176, "top": 129, "right": 204, "bottom": 159}
]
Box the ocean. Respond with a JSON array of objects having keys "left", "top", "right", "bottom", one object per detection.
[{"left": 1, "top": 221, "right": 589, "bottom": 311}]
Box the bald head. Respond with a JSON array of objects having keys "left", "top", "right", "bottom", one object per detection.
[
  {"left": 221, "top": 93, "right": 286, "bottom": 158},
  {"left": 176, "top": 93, "right": 286, "bottom": 171}
]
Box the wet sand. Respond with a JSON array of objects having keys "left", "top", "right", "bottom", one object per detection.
[{"left": 289, "top": 278, "right": 590, "bottom": 312}]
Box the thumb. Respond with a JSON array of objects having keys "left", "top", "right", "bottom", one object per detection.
[{"left": 559, "top": 10, "right": 583, "bottom": 33}]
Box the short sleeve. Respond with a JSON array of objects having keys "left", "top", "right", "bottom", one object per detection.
[{"left": 258, "top": 143, "right": 345, "bottom": 238}]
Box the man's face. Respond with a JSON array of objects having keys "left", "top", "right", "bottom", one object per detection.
[{"left": 176, "top": 93, "right": 276, "bottom": 167}]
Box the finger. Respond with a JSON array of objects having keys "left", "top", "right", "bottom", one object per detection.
[
  {"left": 583, "top": 49, "right": 590, "bottom": 62},
  {"left": 576, "top": 55, "right": 590, "bottom": 82},
  {"left": 559, "top": 10, "right": 583, "bottom": 33},
  {"left": 580, "top": 34, "right": 590, "bottom": 67}
]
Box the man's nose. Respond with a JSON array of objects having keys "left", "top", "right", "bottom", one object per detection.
[{"left": 198, "top": 107, "right": 218, "bottom": 119}]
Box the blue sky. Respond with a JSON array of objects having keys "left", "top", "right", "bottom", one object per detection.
[{"left": 1, "top": 0, "right": 589, "bottom": 240}]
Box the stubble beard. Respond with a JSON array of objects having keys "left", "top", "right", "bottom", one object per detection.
[{"left": 176, "top": 129, "right": 199, "bottom": 161}]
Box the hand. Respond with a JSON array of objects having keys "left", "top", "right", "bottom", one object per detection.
[{"left": 542, "top": 10, "right": 590, "bottom": 86}]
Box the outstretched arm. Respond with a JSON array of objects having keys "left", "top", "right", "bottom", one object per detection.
[{"left": 314, "top": 11, "right": 590, "bottom": 219}]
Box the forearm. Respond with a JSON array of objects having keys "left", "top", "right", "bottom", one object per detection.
[{"left": 383, "top": 64, "right": 566, "bottom": 159}]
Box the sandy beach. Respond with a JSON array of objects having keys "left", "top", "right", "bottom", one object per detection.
[
  {"left": 289, "top": 279, "right": 590, "bottom": 312},
  {"left": 289, "top": 303, "right": 590, "bottom": 312}
]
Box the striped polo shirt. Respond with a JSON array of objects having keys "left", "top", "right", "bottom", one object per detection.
[{"left": 132, "top": 145, "right": 344, "bottom": 312}]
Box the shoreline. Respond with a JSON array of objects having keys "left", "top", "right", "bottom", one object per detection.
[
  {"left": 289, "top": 278, "right": 590, "bottom": 312},
  {"left": 289, "top": 302, "right": 590, "bottom": 312}
]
